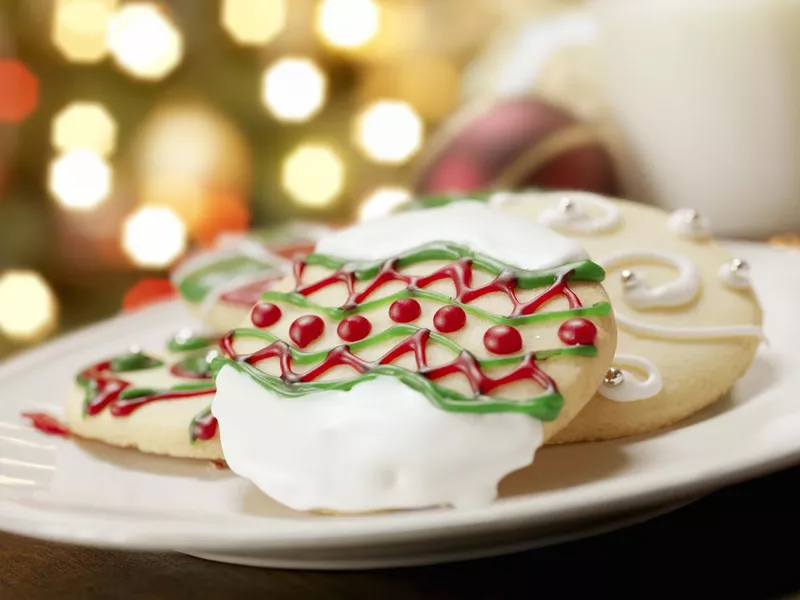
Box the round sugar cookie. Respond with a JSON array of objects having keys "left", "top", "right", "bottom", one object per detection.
[
  {"left": 211, "top": 202, "right": 616, "bottom": 512},
  {"left": 65, "top": 331, "right": 223, "bottom": 459},
  {"left": 486, "top": 190, "right": 764, "bottom": 442},
  {"left": 171, "top": 223, "right": 333, "bottom": 333}
]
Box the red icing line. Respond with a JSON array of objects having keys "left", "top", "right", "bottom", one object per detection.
[
  {"left": 193, "top": 411, "right": 220, "bottom": 442},
  {"left": 222, "top": 327, "right": 555, "bottom": 398},
  {"left": 294, "top": 258, "right": 581, "bottom": 315},
  {"left": 219, "top": 274, "right": 283, "bottom": 307},
  {"left": 22, "top": 412, "right": 70, "bottom": 437},
  {"left": 80, "top": 362, "right": 217, "bottom": 440}
]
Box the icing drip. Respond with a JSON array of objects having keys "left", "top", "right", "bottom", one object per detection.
[
  {"left": 598, "top": 354, "right": 663, "bottom": 402},
  {"left": 667, "top": 209, "right": 711, "bottom": 240},
  {"left": 599, "top": 250, "right": 701, "bottom": 309},
  {"left": 535, "top": 192, "right": 622, "bottom": 233}
]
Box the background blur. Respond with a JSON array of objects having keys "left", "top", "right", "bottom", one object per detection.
[{"left": 1, "top": 0, "right": 600, "bottom": 357}]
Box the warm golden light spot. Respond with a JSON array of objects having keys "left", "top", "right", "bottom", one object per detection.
[
  {"left": 282, "top": 143, "right": 344, "bottom": 208},
  {"left": 221, "top": 0, "right": 286, "bottom": 45},
  {"left": 0, "top": 271, "right": 58, "bottom": 341},
  {"left": 354, "top": 100, "right": 423, "bottom": 164},
  {"left": 48, "top": 150, "right": 112, "bottom": 211},
  {"left": 261, "top": 57, "right": 327, "bottom": 122},
  {"left": 108, "top": 3, "right": 183, "bottom": 80},
  {"left": 52, "top": 102, "right": 117, "bottom": 156},
  {"left": 359, "top": 186, "right": 411, "bottom": 221},
  {"left": 316, "top": 0, "right": 380, "bottom": 49},
  {"left": 52, "top": 0, "right": 116, "bottom": 63},
  {"left": 122, "top": 206, "right": 187, "bottom": 268}
]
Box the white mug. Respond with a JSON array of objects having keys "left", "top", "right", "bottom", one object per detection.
[{"left": 592, "top": 0, "right": 800, "bottom": 239}]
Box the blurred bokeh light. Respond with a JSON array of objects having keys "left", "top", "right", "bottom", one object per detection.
[
  {"left": 122, "top": 206, "right": 187, "bottom": 268},
  {"left": 354, "top": 100, "right": 423, "bottom": 164},
  {"left": 282, "top": 143, "right": 344, "bottom": 208},
  {"left": 261, "top": 57, "right": 327, "bottom": 122},
  {"left": 0, "top": 60, "right": 38, "bottom": 123},
  {"left": 221, "top": 0, "right": 286, "bottom": 46},
  {"left": 316, "top": 0, "right": 380, "bottom": 50},
  {"left": 51, "top": 0, "right": 116, "bottom": 63},
  {"left": 0, "top": 271, "right": 58, "bottom": 342},
  {"left": 107, "top": 3, "right": 183, "bottom": 80},
  {"left": 359, "top": 186, "right": 411, "bottom": 220},
  {"left": 52, "top": 102, "right": 117, "bottom": 156},
  {"left": 48, "top": 149, "right": 112, "bottom": 211}
]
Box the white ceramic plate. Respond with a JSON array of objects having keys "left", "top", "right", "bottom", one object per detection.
[{"left": 1, "top": 242, "right": 799, "bottom": 569}]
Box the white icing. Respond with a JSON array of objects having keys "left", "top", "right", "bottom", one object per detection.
[
  {"left": 536, "top": 191, "right": 622, "bottom": 233},
  {"left": 212, "top": 366, "right": 542, "bottom": 512},
  {"left": 613, "top": 311, "right": 765, "bottom": 341},
  {"left": 667, "top": 209, "right": 711, "bottom": 240},
  {"left": 718, "top": 262, "right": 752, "bottom": 290},
  {"left": 314, "top": 202, "right": 589, "bottom": 271},
  {"left": 599, "top": 250, "right": 701, "bottom": 309},
  {"left": 599, "top": 354, "right": 663, "bottom": 402}
]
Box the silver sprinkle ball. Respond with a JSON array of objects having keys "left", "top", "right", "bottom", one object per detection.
[
  {"left": 604, "top": 367, "right": 625, "bottom": 387},
  {"left": 558, "top": 197, "right": 575, "bottom": 213},
  {"left": 730, "top": 258, "right": 750, "bottom": 275},
  {"left": 620, "top": 269, "right": 638, "bottom": 286}
]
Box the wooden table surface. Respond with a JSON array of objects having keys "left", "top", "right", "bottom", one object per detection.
[{"left": 2, "top": 467, "right": 800, "bottom": 599}]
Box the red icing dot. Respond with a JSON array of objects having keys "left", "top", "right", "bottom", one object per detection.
[
  {"left": 337, "top": 315, "right": 372, "bottom": 342},
  {"left": 290, "top": 315, "right": 325, "bottom": 348},
  {"left": 251, "top": 302, "right": 282, "bottom": 328},
  {"left": 483, "top": 325, "right": 523, "bottom": 355},
  {"left": 433, "top": 305, "right": 466, "bottom": 333},
  {"left": 389, "top": 298, "right": 421, "bottom": 323},
  {"left": 558, "top": 318, "right": 598, "bottom": 346}
]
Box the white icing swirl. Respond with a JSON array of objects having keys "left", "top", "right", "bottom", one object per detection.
[
  {"left": 718, "top": 261, "right": 752, "bottom": 290},
  {"left": 536, "top": 191, "right": 622, "bottom": 233},
  {"left": 599, "top": 250, "right": 701, "bottom": 309},
  {"left": 599, "top": 354, "right": 663, "bottom": 402},
  {"left": 667, "top": 208, "right": 711, "bottom": 240},
  {"left": 315, "top": 202, "right": 589, "bottom": 271},
  {"left": 213, "top": 367, "right": 542, "bottom": 512}
]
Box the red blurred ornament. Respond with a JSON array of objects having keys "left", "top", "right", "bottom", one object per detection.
[
  {"left": 0, "top": 60, "right": 38, "bottom": 123},
  {"left": 122, "top": 278, "right": 177, "bottom": 312},
  {"left": 414, "top": 97, "right": 619, "bottom": 197}
]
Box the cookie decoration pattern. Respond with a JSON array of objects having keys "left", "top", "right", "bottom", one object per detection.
[{"left": 212, "top": 203, "right": 616, "bottom": 512}]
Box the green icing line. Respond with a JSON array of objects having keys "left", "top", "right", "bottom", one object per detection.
[
  {"left": 212, "top": 359, "right": 565, "bottom": 421},
  {"left": 301, "top": 243, "right": 605, "bottom": 287},
  {"left": 109, "top": 353, "right": 164, "bottom": 373},
  {"left": 172, "top": 353, "right": 215, "bottom": 376},
  {"left": 228, "top": 325, "right": 596, "bottom": 368},
  {"left": 178, "top": 256, "right": 279, "bottom": 304},
  {"left": 167, "top": 334, "right": 217, "bottom": 353},
  {"left": 262, "top": 287, "right": 610, "bottom": 326}
]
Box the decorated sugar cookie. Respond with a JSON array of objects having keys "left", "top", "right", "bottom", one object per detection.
[
  {"left": 171, "top": 222, "right": 333, "bottom": 333},
  {"left": 211, "top": 203, "right": 616, "bottom": 512},
  {"left": 64, "top": 332, "right": 223, "bottom": 459},
  {"left": 401, "top": 190, "right": 764, "bottom": 442}
]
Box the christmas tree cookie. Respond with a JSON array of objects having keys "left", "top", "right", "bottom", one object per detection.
[
  {"left": 171, "top": 222, "right": 333, "bottom": 333},
  {"left": 211, "top": 202, "right": 616, "bottom": 512},
  {"left": 64, "top": 331, "right": 223, "bottom": 459}
]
